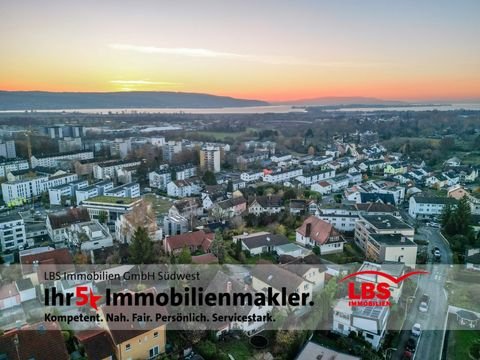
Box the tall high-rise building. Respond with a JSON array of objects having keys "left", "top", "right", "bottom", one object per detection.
[
  {"left": 199, "top": 146, "right": 221, "bottom": 173},
  {"left": 0, "top": 140, "right": 16, "bottom": 159}
]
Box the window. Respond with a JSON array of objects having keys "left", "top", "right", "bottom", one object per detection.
[
  {"left": 149, "top": 346, "right": 160, "bottom": 359},
  {"left": 365, "top": 333, "right": 374, "bottom": 339},
  {"left": 125, "top": 344, "right": 131, "bottom": 351},
  {"left": 153, "top": 331, "right": 159, "bottom": 338}
]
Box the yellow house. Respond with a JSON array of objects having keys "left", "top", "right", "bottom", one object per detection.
[
  {"left": 100, "top": 288, "right": 168, "bottom": 360},
  {"left": 384, "top": 163, "right": 407, "bottom": 176}
]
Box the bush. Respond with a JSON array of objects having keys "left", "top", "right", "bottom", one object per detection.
[{"left": 196, "top": 340, "right": 217, "bottom": 359}]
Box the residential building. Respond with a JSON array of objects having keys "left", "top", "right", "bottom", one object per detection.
[
  {"left": 164, "top": 230, "right": 214, "bottom": 254},
  {"left": 115, "top": 201, "right": 160, "bottom": 243},
  {"left": 74, "top": 329, "right": 117, "bottom": 360},
  {"left": 317, "top": 204, "right": 358, "bottom": 232},
  {"left": 68, "top": 220, "right": 113, "bottom": 251},
  {"left": 1, "top": 172, "right": 78, "bottom": 203},
  {"left": 48, "top": 179, "right": 89, "bottom": 205},
  {"left": 236, "top": 151, "right": 269, "bottom": 166},
  {"left": 93, "top": 159, "right": 141, "bottom": 180},
  {"left": 233, "top": 232, "right": 290, "bottom": 255},
  {"left": 0, "top": 322, "right": 69, "bottom": 360},
  {"left": 76, "top": 180, "right": 114, "bottom": 204},
  {"left": 248, "top": 195, "right": 284, "bottom": 215},
  {"left": 200, "top": 145, "right": 221, "bottom": 173},
  {"left": 263, "top": 168, "right": 303, "bottom": 184},
  {"left": 110, "top": 138, "right": 131, "bottom": 159},
  {"left": 166, "top": 179, "right": 201, "bottom": 197},
  {"left": 100, "top": 288, "right": 167, "bottom": 360},
  {"left": 311, "top": 180, "right": 332, "bottom": 195},
  {"left": 163, "top": 213, "right": 189, "bottom": 236},
  {"left": 30, "top": 150, "right": 93, "bottom": 168},
  {"left": 240, "top": 171, "right": 264, "bottom": 182},
  {"left": 46, "top": 207, "right": 91, "bottom": 245},
  {"left": 162, "top": 140, "right": 182, "bottom": 162},
  {"left": 333, "top": 299, "right": 389, "bottom": 350},
  {"left": 296, "top": 215, "right": 345, "bottom": 254},
  {"left": 367, "top": 233, "right": 418, "bottom": 266},
  {"left": 210, "top": 196, "right": 247, "bottom": 219},
  {"left": 384, "top": 163, "right": 408, "bottom": 176},
  {"left": 354, "top": 214, "right": 414, "bottom": 254},
  {"left": 104, "top": 182, "right": 141, "bottom": 198},
  {"left": 0, "top": 158, "right": 29, "bottom": 178},
  {"left": 0, "top": 213, "right": 26, "bottom": 252},
  {"left": 58, "top": 137, "right": 83, "bottom": 153},
  {"left": 355, "top": 262, "right": 406, "bottom": 303},
  {"left": 43, "top": 125, "right": 84, "bottom": 138},
  {"left": 465, "top": 248, "right": 480, "bottom": 271},
  {"left": 408, "top": 195, "right": 457, "bottom": 219},
  {"left": 19, "top": 247, "right": 75, "bottom": 284},
  {"left": 0, "top": 140, "right": 16, "bottom": 159},
  {"left": 296, "top": 168, "right": 336, "bottom": 186},
  {"left": 295, "top": 342, "right": 361, "bottom": 360},
  {"left": 149, "top": 164, "right": 197, "bottom": 190}
]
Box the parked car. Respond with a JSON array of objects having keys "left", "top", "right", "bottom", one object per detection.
[
  {"left": 406, "top": 336, "right": 417, "bottom": 353},
  {"left": 402, "top": 350, "right": 413, "bottom": 360},
  {"left": 434, "top": 249, "right": 441, "bottom": 259},
  {"left": 427, "top": 222, "right": 441, "bottom": 228},
  {"left": 412, "top": 323, "right": 421, "bottom": 336},
  {"left": 419, "top": 294, "right": 430, "bottom": 312}
]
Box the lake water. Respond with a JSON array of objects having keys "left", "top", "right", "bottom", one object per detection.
[{"left": 1, "top": 103, "right": 479, "bottom": 114}]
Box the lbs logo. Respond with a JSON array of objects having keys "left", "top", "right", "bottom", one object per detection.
[{"left": 339, "top": 270, "right": 428, "bottom": 306}]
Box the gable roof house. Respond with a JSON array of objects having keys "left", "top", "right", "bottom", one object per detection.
[
  {"left": 234, "top": 232, "right": 290, "bottom": 255},
  {"left": 248, "top": 195, "right": 284, "bottom": 215},
  {"left": 164, "top": 230, "right": 214, "bottom": 255},
  {"left": 0, "top": 321, "right": 69, "bottom": 360},
  {"left": 296, "top": 216, "right": 345, "bottom": 254}
]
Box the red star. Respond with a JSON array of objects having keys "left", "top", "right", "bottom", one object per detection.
[{"left": 89, "top": 289, "right": 102, "bottom": 310}]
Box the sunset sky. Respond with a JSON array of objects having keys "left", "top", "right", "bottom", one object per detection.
[{"left": 1, "top": 0, "right": 480, "bottom": 102}]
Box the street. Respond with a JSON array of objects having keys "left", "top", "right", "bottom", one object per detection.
[{"left": 391, "top": 225, "right": 453, "bottom": 360}]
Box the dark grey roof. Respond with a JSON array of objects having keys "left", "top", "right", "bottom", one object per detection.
[
  {"left": 16, "top": 277, "right": 34, "bottom": 291},
  {"left": 242, "top": 233, "right": 290, "bottom": 250},
  {"left": 413, "top": 196, "right": 457, "bottom": 205},
  {"left": 362, "top": 214, "right": 412, "bottom": 230},
  {"left": 369, "top": 233, "right": 416, "bottom": 247}
]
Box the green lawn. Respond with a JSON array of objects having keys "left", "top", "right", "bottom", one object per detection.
[
  {"left": 143, "top": 194, "right": 174, "bottom": 215},
  {"left": 448, "top": 327, "right": 480, "bottom": 360},
  {"left": 218, "top": 338, "right": 254, "bottom": 359}
]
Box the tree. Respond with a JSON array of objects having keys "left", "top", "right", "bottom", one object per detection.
[
  {"left": 202, "top": 171, "right": 217, "bottom": 185},
  {"left": 177, "top": 247, "right": 192, "bottom": 264},
  {"left": 73, "top": 252, "right": 89, "bottom": 264},
  {"left": 211, "top": 231, "right": 226, "bottom": 263},
  {"left": 128, "top": 226, "right": 156, "bottom": 264},
  {"left": 282, "top": 188, "right": 297, "bottom": 201},
  {"left": 98, "top": 211, "right": 108, "bottom": 224}
]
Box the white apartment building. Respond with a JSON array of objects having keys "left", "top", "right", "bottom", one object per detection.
[
  {"left": 93, "top": 159, "right": 141, "bottom": 180},
  {"left": 0, "top": 158, "right": 29, "bottom": 178},
  {"left": 354, "top": 214, "right": 415, "bottom": 254},
  {"left": 30, "top": 150, "right": 94, "bottom": 168},
  {"left": 0, "top": 140, "right": 17, "bottom": 159},
  {"left": 75, "top": 180, "right": 114, "bottom": 204},
  {"left": 104, "top": 182, "right": 141, "bottom": 198},
  {"left": 2, "top": 173, "right": 78, "bottom": 203},
  {"left": 263, "top": 168, "right": 303, "bottom": 184},
  {"left": 48, "top": 179, "right": 89, "bottom": 205},
  {"left": 408, "top": 195, "right": 457, "bottom": 219},
  {"left": 317, "top": 205, "right": 359, "bottom": 232},
  {"left": 0, "top": 214, "right": 26, "bottom": 251},
  {"left": 240, "top": 171, "right": 264, "bottom": 183},
  {"left": 296, "top": 168, "right": 336, "bottom": 186}
]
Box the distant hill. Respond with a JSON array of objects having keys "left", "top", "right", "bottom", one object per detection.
[
  {"left": 0, "top": 91, "right": 269, "bottom": 110},
  {"left": 277, "top": 96, "right": 408, "bottom": 106}
]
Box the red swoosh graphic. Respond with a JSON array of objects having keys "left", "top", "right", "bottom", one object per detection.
[{"left": 340, "top": 270, "right": 429, "bottom": 284}]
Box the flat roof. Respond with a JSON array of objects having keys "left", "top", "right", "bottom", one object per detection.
[
  {"left": 362, "top": 214, "right": 412, "bottom": 230},
  {"left": 369, "top": 233, "right": 416, "bottom": 246},
  {"left": 83, "top": 195, "right": 138, "bottom": 205}
]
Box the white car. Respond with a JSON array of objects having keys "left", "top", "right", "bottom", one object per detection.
[{"left": 412, "top": 323, "right": 421, "bottom": 337}]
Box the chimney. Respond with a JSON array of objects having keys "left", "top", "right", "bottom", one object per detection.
[
  {"left": 226, "top": 281, "right": 232, "bottom": 293},
  {"left": 306, "top": 223, "right": 312, "bottom": 237}
]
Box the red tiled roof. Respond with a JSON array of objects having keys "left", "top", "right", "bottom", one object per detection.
[
  {"left": 296, "top": 215, "right": 340, "bottom": 245},
  {"left": 165, "top": 230, "right": 214, "bottom": 252},
  {"left": 20, "top": 248, "right": 75, "bottom": 278},
  {"left": 192, "top": 253, "right": 219, "bottom": 264},
  {"left": 0, "top": 322, "right": 69, "bottom": 360},
  {"left": 48, "top": 208, "right": 90, "bottom": 229}
]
